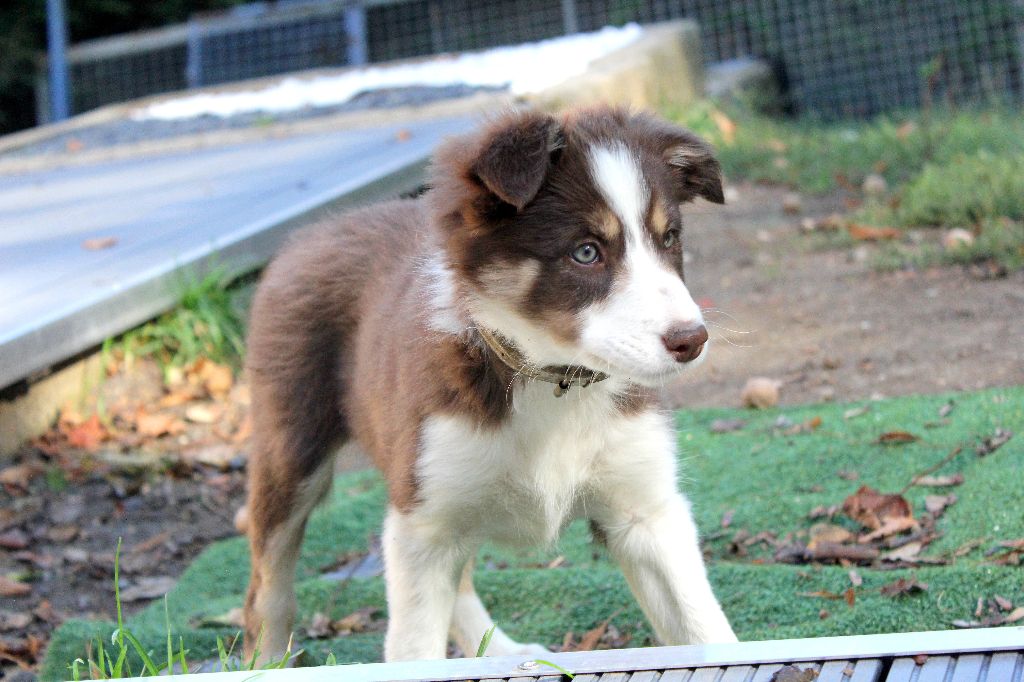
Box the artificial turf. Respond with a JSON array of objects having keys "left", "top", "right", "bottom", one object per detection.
[{"left": 41, "top": 386, "right": 1023, "bottom": 680}]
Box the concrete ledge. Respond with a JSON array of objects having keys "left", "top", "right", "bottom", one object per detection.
[{"left": 533, "top": 20, "right": 703, "bottom": 112}]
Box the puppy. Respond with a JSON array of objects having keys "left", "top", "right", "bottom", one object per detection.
[{"left": 242, "top": 106, "right": 737, "bottom": 664}]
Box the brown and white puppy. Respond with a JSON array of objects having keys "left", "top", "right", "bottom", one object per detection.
[{"left": 242, "top": 106, "right": 736, "bottom": 664}]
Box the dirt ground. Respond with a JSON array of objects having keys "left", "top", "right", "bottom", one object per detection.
[
  {"left": 667, "top": 182, "right": 1024, "bottom": 409},
  {"left": 2, "top": 182, "right": 1022, "bottom": 679}
]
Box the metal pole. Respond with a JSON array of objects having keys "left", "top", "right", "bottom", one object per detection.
[
  {"left": 561, "top": 0, "right": 579, "bottom": 35},
  {"left": 45, "top": 0, "right": 71, "bottom": 121},
  {"left": 345, "top": 2, "right": 368, "bottom": 66}
]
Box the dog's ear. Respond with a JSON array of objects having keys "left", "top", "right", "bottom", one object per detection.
[
  {"left": 643, "top": 118, "right": 724, "bottom": 204},
  {"left": 471, "top": 112, "right": 563, "bottom": 211}
]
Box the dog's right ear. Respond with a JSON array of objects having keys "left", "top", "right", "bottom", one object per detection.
[{"left": 470, "top": 112, "right": 563, "bottom": 211}]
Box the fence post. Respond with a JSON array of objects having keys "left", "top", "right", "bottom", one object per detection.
[
  {"left": 185, "top": 18, "right": 204, "bottom": 88},
  {"left": 561, "top": 0, "right": 579, "bottom": 34},
  {"left": 345, "top": 2, "right": 368, "bottom": 66},
  {"left": 45, "top": 0, "right": 71, "bottom": 121}
]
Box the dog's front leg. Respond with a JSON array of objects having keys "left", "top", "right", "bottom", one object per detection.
[
  {"left": 382, "top": 506, "right": 467, "bottom": 661},
  {"left": 596, "top": 492, "right": 737, "bottom": 645}
]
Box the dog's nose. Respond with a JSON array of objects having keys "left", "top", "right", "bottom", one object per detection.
[{"left": 662, "top": 324, "right": 708, "bottom": 363}]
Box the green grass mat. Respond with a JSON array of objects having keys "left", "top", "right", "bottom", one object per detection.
[{"left": 42, "top": 387, "right": 1023, "bottom": 680}]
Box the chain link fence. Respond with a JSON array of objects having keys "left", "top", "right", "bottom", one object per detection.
[{"left": 41, "top": 0, "right": 1024, "bottom": 122}]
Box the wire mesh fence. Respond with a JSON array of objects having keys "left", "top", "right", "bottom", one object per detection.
[{"left": 42, "top": 0, "right": 1024, "bottom": 122}]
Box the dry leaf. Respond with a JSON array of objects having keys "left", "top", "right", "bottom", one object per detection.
[
  {"left": 880, "top": 577, "right": 928, "bottom": 597},
  {"left": 0, "top": 611, "right": 32, "bottom": 631},
  {"left": 847, "top": 223, "right": 900, "bottom": 241},
  {"left": 924, "top": 494, "right": 957, "bottom": 516},
  {"left": 306, "top": 612, "right": 333, "bottom": 639},
  {"left": 135, "top": 411, "right": 184, "bottom": 438},
  {"left": 976, "top": 428, "right": 1013, "bottom": 456},
  {"left": 0, "top": 576, "right": 31, "bottom": 597},
  {"left": 1005, "top": 606, "right": 1024, "bottom": 623},
  {"left": 576, "top": 617, "right": 610, "bottom": 652},
  {"left": 185, "top": 403, "right": 222, "bottom": 424},
  {"left": 710, "top": 110, "right": 737, "bottom": 144},
  {"left": 843, "top": 485, "right": 914, "bottom": 531},
  {"left": 0, "top": 464, "right": 41, "bottom": 490},
  {"left": 848, "top": 569, "right": 863, "bottom": 587},
  {"left": 859, "top": 516, "right": 919, "bottom": 543},
  {"left": 120, "top": 576, "right": 176, "bottom": 602},
  {"left": 877, "top": 430, "right": 919, "bottom": 444},
  {"left": 808, "top": 523, "right": 855, "bottom": 549},
  {"left": 994, "top": 595, "right": 1014, "bottom": 611},
  {"left": 198, "top": 361, "right": 234, "bottom": 397},
  {"left": 800, "top": 590, "right": 842, "bottom": 600},
  {"left": 196, "top": 607, "right": 245, "bottom": 629},
  {"left": 720, "top": 510, "right": 735, "bottom": 529},
  {"left": 913, "top": 473, "right": 964, "bottom": 487},
  {"left": 332, "top": 607, "right": 381, "bottom": 635},
  {"left": 882, "top": 540, "right": 924, "bottom": 562},
  {"left": 710, "top": 418, "right": 746, "bottom": 433},
  {"left": 64, "top": 414, "right": 107, "bottom": 450},
  {"left": 844, "top": 587, "right": 856, "bottom": 607},
  {"left": 805, "top": 541, "right": 880, "bottom": 563},
  {"left": 82, "top": 236, "right": 118, "bottom": 251},
  {"left": 771, "top": 665, "right": 818, "bottom": 682}
]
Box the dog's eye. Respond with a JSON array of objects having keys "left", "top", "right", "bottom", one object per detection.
[
  {"left": 662, "top": 229, "right": 681, "bottom": 248},
  {"left": 571, "top": 242, "right": 601, "bottom": 265}
]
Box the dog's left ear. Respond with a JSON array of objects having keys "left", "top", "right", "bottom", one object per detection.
[
  {"left": 644, "top": 118, "right": 725, "bottom": 204},
  {"left": 471, "top": 112, "right": 563, "bottom": 211}
]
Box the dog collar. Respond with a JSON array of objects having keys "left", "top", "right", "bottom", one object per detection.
[{"left": 476, "top": 327, "right": 609, "bottom": 397}]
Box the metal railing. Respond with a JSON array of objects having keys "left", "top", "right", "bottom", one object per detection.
[{"left": 36, "top": 0, "right": 1024, "bottom": 122}]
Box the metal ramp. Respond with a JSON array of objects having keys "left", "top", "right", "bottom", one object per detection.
[{"left": 0, "top": 115, "right": 474, "bottom": 389}]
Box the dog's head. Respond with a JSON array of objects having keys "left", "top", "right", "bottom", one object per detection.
[{"left": 429, "top": 107, "right": 723, "bottom": 388}]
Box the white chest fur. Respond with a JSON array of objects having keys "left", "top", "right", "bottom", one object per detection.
[{"left": 413, "top": 380, "right": 679, "bottom": 547}]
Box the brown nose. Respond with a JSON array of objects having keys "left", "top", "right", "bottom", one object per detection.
[{"left": 662, "top": 324, "right": 709, "bottom": 363}]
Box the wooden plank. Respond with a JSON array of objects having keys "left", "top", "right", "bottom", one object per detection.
[
  {"left": 849, "top": 659, "right": 884, "bottom": 682},
  {"left": 750, "top": 664, "right": 784, "bottom": 682},
  {"left": 818, "top": 661, "right": 854, "bottom": 681},
  {"left": 598, "top": 674, "right": 630, "bottom": 682},
  {"left": 656, "top": 670, "right": 691, "bottom": 682},
  {"left": 884, "top": 658, "right": 918, "bottom": 682},
  {"left": 626, "top": 671, "right": 661, "bottom": 682},
  {"left": 988, "top": 652, "right": 1023, "bottom": 681},
  {"left": 949, "top": 654, "right": 985, "bottom": 682},
  {"left": 688, "top": 669, "right": 721, "bottom": 682},
  {"left": 916, "top": 656, "right": 953, "bottom": 681},
  {"left": 719, "top": 665, "right": 755, "bottom": 681}
]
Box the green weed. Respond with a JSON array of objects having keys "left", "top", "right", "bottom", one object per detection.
[
  {"left": 69, "top": 539, "right": 299, "bottom": 679},
  {"left": 115, "top": 268, "right": 249, "bottom": 376}
]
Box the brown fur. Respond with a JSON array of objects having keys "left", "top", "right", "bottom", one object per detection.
[{"left": 241, "top": 106, "right": 723, "bottom": 659}]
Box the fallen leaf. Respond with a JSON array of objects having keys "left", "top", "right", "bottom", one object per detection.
[
  {"left": 0, "top": 576, "right": 31, "bottom": 597},
  {"left": 710, "top": 418, "right": 746, "bottom": 434},
  {"left": 880, "top": 577, "right": 928, "bottom": 597},
  {"left": 185, "top": 444, "right": 236, "bottom": 470},
  {"left": 720, "top": 510, "right": 735, "bottom": 529},
  {"left": 844, "top": 587, "right": 856, "bottom": 607},
  {"left": 938, "top": 401, "right": 955, "bottom": 418},
  {"left": 185, "top": 403, "right": 222, "bottom": 424},
  {"left": 994, "top": 595, "right": 1014, "bottom": 611},
  {"left": 800, "top": 590, "right": 842, "bottom": 600},
  {"left": 805, "top": 542, "right": 880, "bottom": 563},
  {"left": 1005, "top": 606, "right": 1024, "bottom": 623},
  {"left": 785, "top": 416, "right": 822, "bottom": 435},
  {"left": 882, "top": 541, "right": 924, "bottom": 562},
  {"left": 547, "top": 555, "right": 567, "bottom": 569},
  {"left": 46, "top": 524, "right": 80, "bottom": 543},
  {"left": 848, "top": 569, "right": 863, "bottom": 587},
  {"left": 82, "top": 236, "right": 118, "bottom": 251},
  {"left": 710, "top": 110, "right": 737, "bottom": 144},
  {"left": 306, "top": 612, "right": 333, "bottom": 639},
  {"left": 976, "top": 428, "right": 1013, "bottom": 456},
  {"left": 843, "top": 485, "right": 914, "bottom": 531},
  {"left": 332, "top": 606, "right": 381, "bottom": 635},
  {"left": 808, "top": 523, "right": 855, "bottom": 549},
  {"left": 925, "top": 494, "right": 957, "bottom": 516},
  {"left": 576, "top": 617, "right": 610, "bottom": 652},
  {"left": 0, "top": 530, "right": 28, "bottom": 550},
  {"left": 135, "top": 410, "right": 185, "bottom": 438},
  {"left": 64, "top": 414, "right": 107, "bottom": 450},
  {"left": 0, "top": 464, "right": 41, "bottom": 490},
  {"left": 847, "top": 223, "right": 900, "bottom": 241},
  {"left": 120, "top": 576, "right": 176, "bottom": 602},
  {"left": 0, "top": 611, "right": 32, "bottom": 631},
  {"left": 859, "top": 516, "right": 919, "bottom": 543},
  {"left": 808, "top": 504, "right": 840, "bottom": 520},
  {"left": 913, "top": 473, "right": 964, "bottom": 487},
  {"left": 843, "top": 406, "right": 870, "bottom": 420},
  {"left": 770, "top": 665, "right": 818, "bottom": 682},
  {"left": 198, "top": 361, "right": 234, "bottom": 398},
  {"left": 877, "top": 430, "right": 919, "bottom": 444}
]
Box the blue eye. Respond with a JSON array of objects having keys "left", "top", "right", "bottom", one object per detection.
[{"left": 571, "top": 242, "right": 601, "bottom": 264}]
